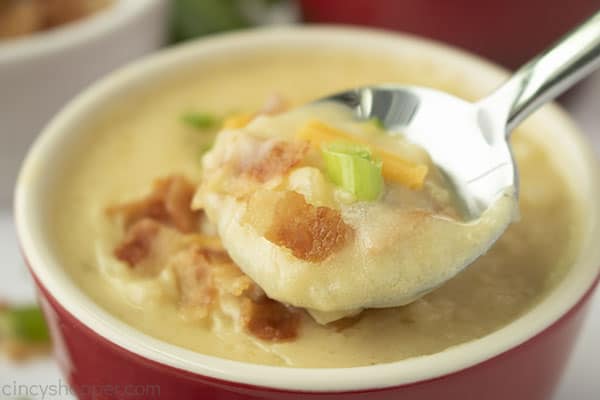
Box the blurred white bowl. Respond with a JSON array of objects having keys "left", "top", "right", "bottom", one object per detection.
[{"left": 0, "top": 0, "right": 168, "bottom": 207}]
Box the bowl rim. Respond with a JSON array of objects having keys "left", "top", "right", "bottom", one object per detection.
[
  {"left": 14, "top": 26, "right": 600, "bottom": 392},
  {"left": 0, "top": 0, "right": 164, "bottom": 63}
]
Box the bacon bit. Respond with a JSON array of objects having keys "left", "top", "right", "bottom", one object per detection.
[
  {"left": 172, "top": 245, "right": 301, "bottom": 341},
  {"left": 173, "top": 246, "right": 217, "bottom": 316},
  {"left": 114, "top": 219, "right": 161, "bottom": 267},
  {"left": 241, "top": 296, "right": 301, "bottom": 341},
  {"left": 109, "top": 176, "right": 307, "bottom": 341},
  {"left": 244, "top": 141, "right": 309, "bottom": 182},
  {"left": 108, "top": 175, "right": 201, "bottom": 233},
  {"left": 199, "top": 248, "right": 232, "bottom": 264},
  {"left": 228, "top": 275, "right": 254, "bottom": 297},
  {"left": 164, "top": 176, "right": 200, "bottom": 233},
  {"left": 265, "top": 191, "right": 353, "bottom": 262},
  {"left": 183, "top": 234, "right": 231, "bottom": 263},
  {"left": 207, "top": 256, "right": 253, "bottom": 298}
]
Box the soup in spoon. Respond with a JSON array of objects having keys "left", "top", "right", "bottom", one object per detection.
[{"left": 195, "top": 102, "right": 516, "bottom": 322}]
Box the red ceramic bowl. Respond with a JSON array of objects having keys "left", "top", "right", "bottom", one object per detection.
[
  {"left": 300, "top": 0, "right": 599, "bottom": 68},
  {"left": 15, "top": 27, "right": 600, "bottom": 400}
]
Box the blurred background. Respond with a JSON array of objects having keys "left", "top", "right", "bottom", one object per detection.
[{"left": 0, "top": 1, "right": 598, "bottom": 399}]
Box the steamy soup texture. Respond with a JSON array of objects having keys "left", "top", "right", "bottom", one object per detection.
[{"left": 49, "top": 49, "right": 581, "bottom": 367}]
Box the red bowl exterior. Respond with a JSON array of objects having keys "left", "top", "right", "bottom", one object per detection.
[
  {"left": 299, "top": 0, "right": 599, "bottom": 68},
  {"left": 31, "top": 268, "right": 598, "bottom": 400}
]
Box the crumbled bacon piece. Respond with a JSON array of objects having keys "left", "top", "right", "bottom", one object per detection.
[
  {"left": 265, "top": 191, "right": 353, "bottom": 262},
  {"left": 244, "top": 141, "right": 309, "bottom": 182},
  {"left": 198, "top": 248, "right": 232, "bottom": 264},
  {"left": 173, "top": 246, "right": 217, "bottom": 316},
  {"left": 114, "top": 218, "right": 161, "bottom": 267},
  {"left": 241, "top": 296, "right": 301, "bottom": 341},
  {"left": 184, "top": 234, "right": 232, "bottom": 264},
  {"left": 109, "top": 176, "right": 309, "bottom": 341},
  {"left": 109, "top": 175, "right": 200, "bottom": 233},
  {"left": 163, "top": 176, "right": 201, "bottom": 233}
]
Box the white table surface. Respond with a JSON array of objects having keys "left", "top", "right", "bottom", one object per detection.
[{"left": 0, "top": 71, "right": 599, "bottom": 400}]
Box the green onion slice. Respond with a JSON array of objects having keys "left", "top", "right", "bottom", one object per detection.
[
  {"left": 181, "top": 112, "right": 220, "bottom": 130},
  {"left": 321, "top": 142, "right": 383, "bottom": 201}
]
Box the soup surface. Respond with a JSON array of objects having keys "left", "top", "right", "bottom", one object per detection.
[{"left": 50, "top": 49, "right": 581, "bottom": 367}]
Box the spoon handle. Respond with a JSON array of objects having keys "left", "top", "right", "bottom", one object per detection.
[{"left": 490, "top": 10, "right": 600, "bottom": 133}]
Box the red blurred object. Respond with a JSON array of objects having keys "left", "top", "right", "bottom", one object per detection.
[{"left": 300, "top": 0, "right": 600, "bottom": 68}]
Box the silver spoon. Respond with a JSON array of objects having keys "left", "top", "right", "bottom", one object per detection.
[
  {"left": 319, "top": 11, "right": 600, "bottom": 222},
  {"left": 202, "top": 14, "right": 600, "bottom": 314}
]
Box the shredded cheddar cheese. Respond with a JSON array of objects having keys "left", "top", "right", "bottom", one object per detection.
[{"left": 297, "top": 120, "right": 428, "bottom": 190}]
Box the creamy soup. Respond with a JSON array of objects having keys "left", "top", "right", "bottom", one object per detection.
[{"left": 49, "top": 49, "right": 581, "bottom": 367}]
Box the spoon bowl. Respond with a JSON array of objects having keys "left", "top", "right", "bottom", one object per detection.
[{"left": 303, "top": 10, "right": 600, "bottom": 304}]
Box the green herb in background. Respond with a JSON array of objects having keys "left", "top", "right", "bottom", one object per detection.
[
  {"left": 0, "top": 305, "right": 50, "bottom": 343},
  {"left": 182, "top": 111, "right": 220, "bottom": 130},
  {"left": 171, "top": 0, "right": 249, "bottom": 42},
  {"left": 171, "top": 0, "right": 286, "bottom": 42}
]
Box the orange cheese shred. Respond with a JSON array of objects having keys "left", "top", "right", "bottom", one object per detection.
[{"left": 297, "top": 120, "right": 428, "bottom": 190}]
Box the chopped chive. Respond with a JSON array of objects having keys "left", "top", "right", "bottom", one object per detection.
[
  {"left": 0, "top": 305, "right": 50, "bottom": 343},
  {"left": 182, "top": 112, "right": 220, "bottom": 130},
  {"left": 322, "top": 142, "right": 383, "bottom": 201}
]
